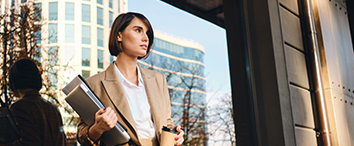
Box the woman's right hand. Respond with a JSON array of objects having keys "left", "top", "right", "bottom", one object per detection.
[{"left": 88, "top": 107, "right": 118, "bottom": 141}]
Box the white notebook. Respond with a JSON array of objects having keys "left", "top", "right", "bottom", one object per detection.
[{"left": 62, "top": 75, "right": 130, "bottom": 145}]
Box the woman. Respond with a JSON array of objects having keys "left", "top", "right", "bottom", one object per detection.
[
  {"left": 77, "top": 12, "right": 184, "bottom": 146},
  {"left": 8, "top": 58, "right": 66, "bottom": 146}
]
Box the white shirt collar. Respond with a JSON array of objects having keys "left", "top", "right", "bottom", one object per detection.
[{"left": 114, "top": 61, "right": 144, "bottom": 87}]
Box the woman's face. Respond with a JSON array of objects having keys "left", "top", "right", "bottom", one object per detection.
[{"left": 118, "top": 17, "right": 149, "bottom": 58}]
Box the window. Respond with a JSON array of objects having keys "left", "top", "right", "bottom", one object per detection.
[
  {"left": 82, "top": 25, "right": 91, "bottom": 44},
  {"left": 65, "top": 24, "right": 75, "bottom": 43},
  {"left": 152, "top": 55, "right": 160, "bottom": 65},
  {"left": 48, "top": 46, "right": 58, "bottom": 66},
  {"left": 48, "top": 2, "right": 58, "bottom": 20},
  {"left": 109, "top": 11, "right": 113, "bottom": 28},
  {"left": 97, "top": 7, "right": 103, "bottom": 25},
  {"left": 97, "top": 28, "right": 103, "bottom": 47},
  {"left": 35, "top": 25, "right": 41, "bottom": 44},
  {"left": 82, "top": 4, "right": 90, "bottom": 22},
  {"left": 82, "top": 47, "right": 90, "bottom": 67},
  {"left": 109, "top": 0, "right": 113, "bottom": 8},
  {"left": 118, "top": 0, "right": 120, "bottom": 13},
  {"left": 64, "top": 47, "right": 75, "bottom": 66},
  {"left": 97, "top": 0, "right": 102, "bottom": 5},
  {"left": 48, "top": 69, "right": 58, "bottom": 89},
  {"left": 97, "top": 50, "right": 104, "bottom": 69},
  {"left": 34, "top": 48, "right": 41, "bottom": 62},
  {"left": 35, "top": 3, "right": 41, "bottom": 21},
  {"left": 48, "top": 23, "right": 57, "bottom": 43},
  {"left": 82, "top": 70, "right": 90, "bottom": 79},
  {"left": 65, "top": 2, "right": 74, "bottom": 21}
]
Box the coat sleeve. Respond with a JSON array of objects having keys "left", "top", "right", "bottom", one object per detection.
[
  {"left": 162, "top": 74, "right": 173, "bottom": 126},
  {"left": 77, "top": 118, "right": 102, "bottom": 146}
]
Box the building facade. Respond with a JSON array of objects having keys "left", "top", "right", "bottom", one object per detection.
[
  {"left": 30, "top": 0, "right": 127, "bottom": 133},
  {"left": 139, "top": 31, "right": 207, "bottom": 145},
  {"left": 33, "top": 0, "right": 127, "bottom": 79}
]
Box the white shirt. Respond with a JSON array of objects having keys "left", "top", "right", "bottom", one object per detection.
[{"left": 114, "top": 63, "right": 156, "bottom": 139}]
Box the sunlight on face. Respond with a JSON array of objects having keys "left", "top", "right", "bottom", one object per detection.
[{"left": 117, "top": 18, "right": 149, "bottom": 59}]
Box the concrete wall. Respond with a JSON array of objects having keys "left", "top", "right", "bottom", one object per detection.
[
  {"left": 273, "top": 0, "right": 354, "bottom": 145},
  {"left": 223, "top": 0, "right": 353, "bottom": 145},
  {"left": 278, "top": 0, "right": 318, "bottom": 145}
]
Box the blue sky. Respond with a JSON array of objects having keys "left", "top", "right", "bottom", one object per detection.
[{"left": 128, "top": 0, "right": 231, "bottom": 94}]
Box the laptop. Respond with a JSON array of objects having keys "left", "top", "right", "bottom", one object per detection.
[{"left": 62, "top": 75, "right": 130, "bottom": 145}]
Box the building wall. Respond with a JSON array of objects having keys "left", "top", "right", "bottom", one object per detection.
[
  {"left": 35, "top": 0, "right": 126, "bottom": 79},
  {"left": 32, "top": 0, "right": 127, "bottom": 133},
  {"left": 224, "top": 0, "right": 353, "bottom": 145},
  {"left": 278, "top": 0, "right": 318, "bottom": 145},
  {"left": 280, "top": 0, "right": 354, "bottom": 145},
  {"left": 316, "top": 0, "right": 354, "bottom": 145},
  {"left": 273, "top": 0, "right": 354, "bottom": 145}
]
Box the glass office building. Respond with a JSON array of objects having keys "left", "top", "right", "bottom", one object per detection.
[
  {"left": 138, "top": 31, "right": 207, "bottom": 143},
  {"left": 25, "top": 0, "right": 128, "bottom": 134}
]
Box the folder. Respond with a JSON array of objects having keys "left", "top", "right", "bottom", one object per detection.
[{"left": 62, "top": 75, "right": 130, "bottom": 145}]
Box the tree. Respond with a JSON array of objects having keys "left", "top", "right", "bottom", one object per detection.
[
  {"left": 207, "top": 93, "right": 235, "bottom": 146},
  {"left": 0, "top": 0, "right": 76, "bottom": 130},
  {"left": 0, "top": 1, "right": 42, "bottom": 107},
  {"left": 175, "top": 62, "right": 207, "bottom": 145},
  {"left": 141, "top": 53, "right": 208, "bottom": 145}
]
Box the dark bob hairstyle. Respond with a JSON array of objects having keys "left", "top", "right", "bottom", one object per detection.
[
  {"left": 9, "top": 58, "right": 42, "bottom": 91},
  {"left": 109, "top": 12, "right": 154, "bottom": 59}
]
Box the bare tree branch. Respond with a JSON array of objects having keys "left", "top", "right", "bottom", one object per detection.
[{"left": 0, "top": 2, "right": 77, "bottom": 141}]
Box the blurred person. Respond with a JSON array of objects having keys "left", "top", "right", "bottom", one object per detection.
[
  {"left": 8, "top": 58, "right": 66, "bottom": 146},
  {"left": 77, "top": 12, "right": 184, "bottom": 146}
]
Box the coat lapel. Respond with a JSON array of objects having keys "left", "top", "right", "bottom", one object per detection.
[
  {"left": 100, "top": 63, "right": 139, "bottom": 143},
  {"left": 100, "top": 63, "right": 165, "bottom": 144},
  {"left": 140, "top": 68, "right": 164, "bottom": 140}
]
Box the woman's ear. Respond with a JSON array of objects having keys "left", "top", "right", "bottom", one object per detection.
[{"left": 117, "top": 32, "right": 122, "bottom": 41}]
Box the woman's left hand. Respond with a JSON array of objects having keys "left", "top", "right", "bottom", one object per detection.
[{"left": 170, "top": 125, "right": 184, "bottom": 146}]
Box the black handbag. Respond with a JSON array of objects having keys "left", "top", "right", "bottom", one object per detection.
[{"left": 0, "top": 106, "right": 19, "bottom": 144}]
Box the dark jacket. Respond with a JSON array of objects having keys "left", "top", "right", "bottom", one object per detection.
[{"left": 10, "top": 91, "right": 66, "bottom": 146}]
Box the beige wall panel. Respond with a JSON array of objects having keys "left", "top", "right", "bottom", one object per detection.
[
  {"left": 339, "top": 6, "right": 354, "bottom": 96},
  {"left": 294, "top": 127, "right": 317, "bottom": 146},
  {"left": 289, "top": 85, "right": 315, "bottom": 128},
  {"left": 317, "top": 0, "right": 354, "bottom": 144},
  {"left": 279, "top": 0, "right": 299, "bottom": 15},
  {"left": 344, "top": 95, "right": 354, "bottom": 145},
  {"left": 318, "top": 0, "right": 342, "bottom": 91},
  {"left": 328, "top": 0, "right": 352, "bottom": 94},
  {"left": 336, "top": 2, "right": 353, "bottom": 96},
  {"left": 324, "top": 88, "right": 340, "bottom": 145},
  {"left": 284, "top": 45, "right": 309, "bottom": 89},
  {"left": 334, "top": 0, "right": 346, "bottom": 8},
  {"left": 280, "top": 7, "right": 304, "bottom": 51},
  {"left": 332, "top": 89, "right": 351, "bottom": 146}
]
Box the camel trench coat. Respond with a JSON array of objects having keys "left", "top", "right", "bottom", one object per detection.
[{"left": 77, "top": 63, "right": 173, "bottom": 146}]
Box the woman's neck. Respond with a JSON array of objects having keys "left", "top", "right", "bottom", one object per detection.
[
  {"left": 115, "top": 54, "right": 139, "bottom": 85},
  {"left": 17, "top": 89, "right": 39, "bottom": 98}
]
